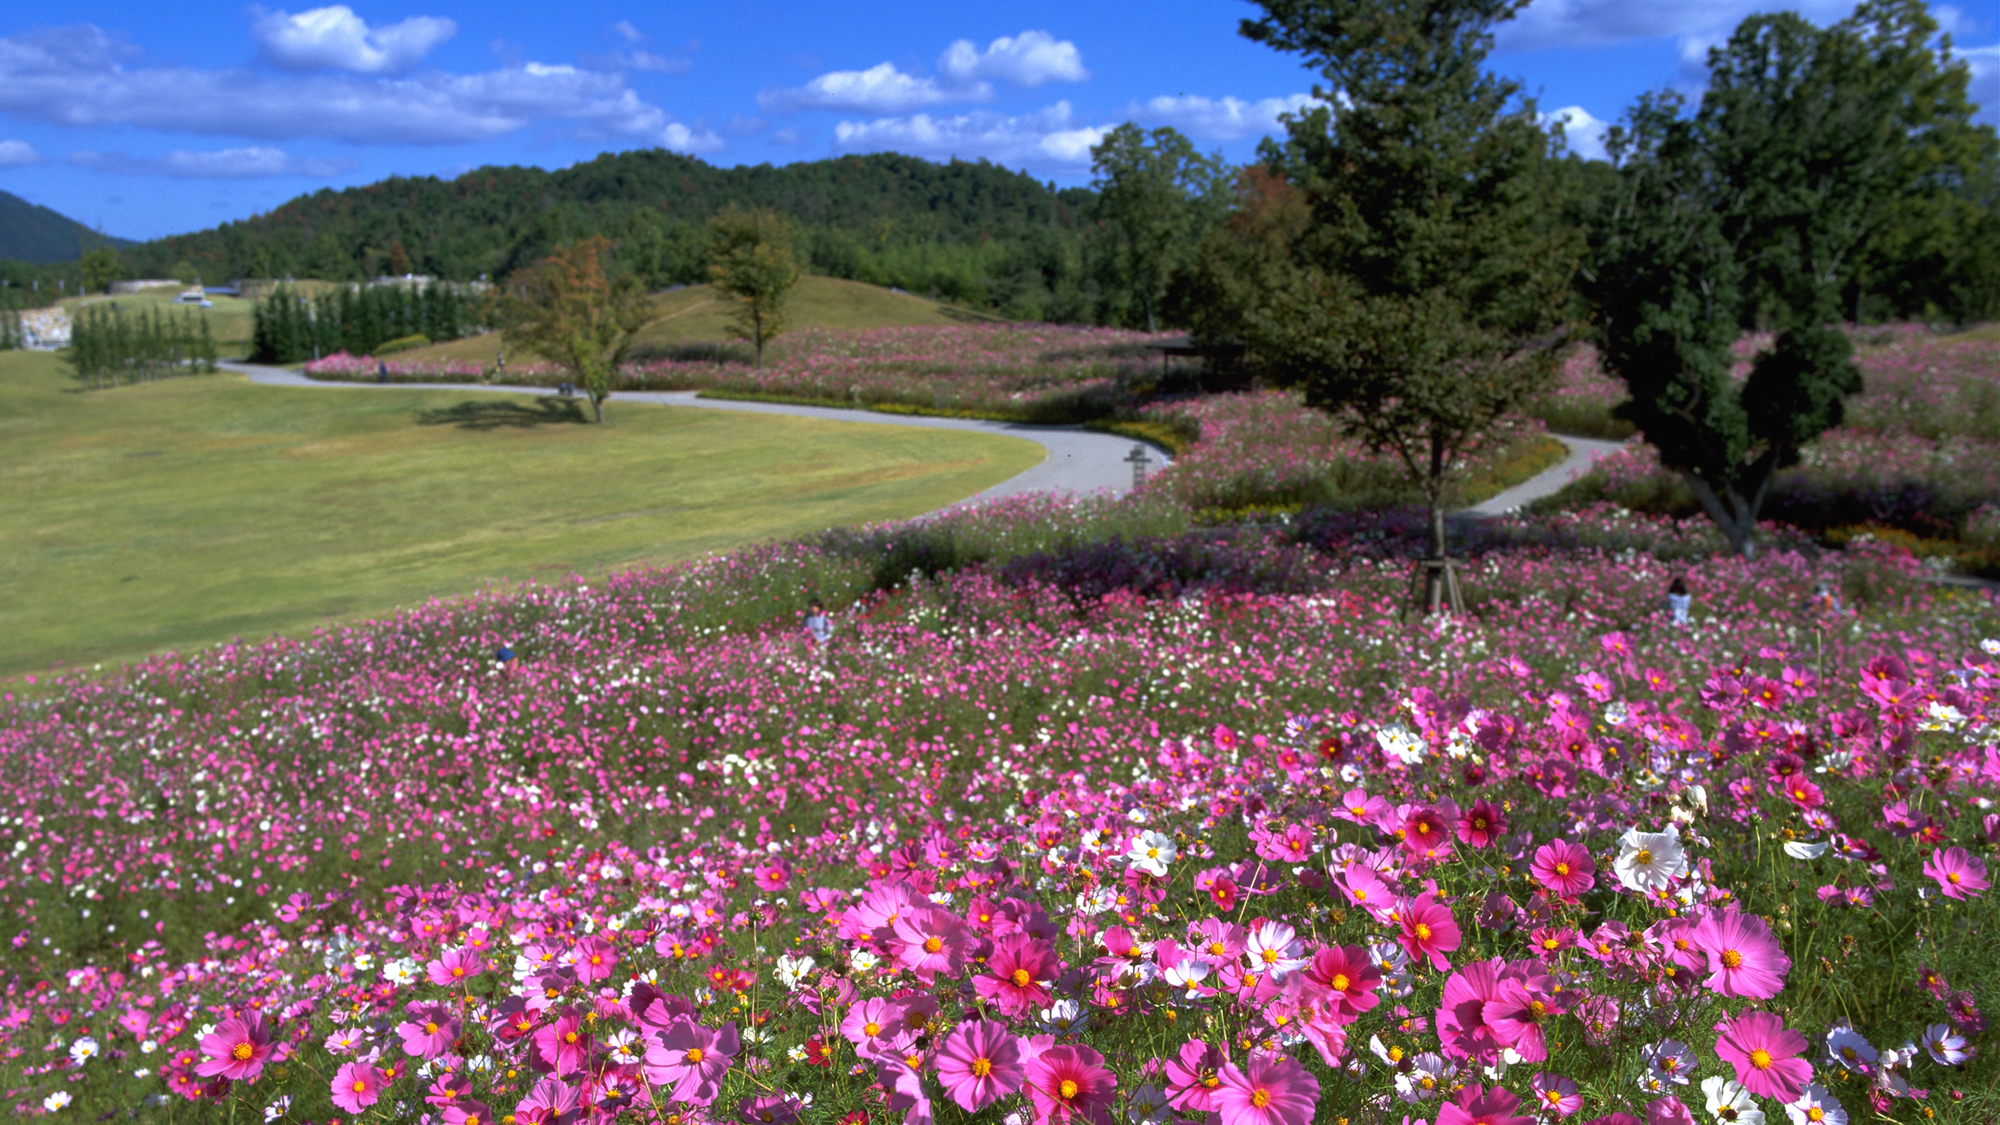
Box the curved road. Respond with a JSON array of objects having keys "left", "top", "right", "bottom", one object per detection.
[
  {"left": 221, "top": 362, "right": 1625, "bottom": 509},
  {"left": 223, "top": 362, "right": 1167, "bottom": 503}
]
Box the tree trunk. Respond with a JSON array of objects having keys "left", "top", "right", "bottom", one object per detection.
[
  {"left": 1683, "top": 469, "right": 1773, "bottom": 558},
  {"left": 753, "top": 308, "right": 765, "bottom": 371},
  {"left": 1424, "top": 429, "right": 1449, "bottom": 614},
  {"left": 592, "top": 393, "right": 605, "bottom": 424}
]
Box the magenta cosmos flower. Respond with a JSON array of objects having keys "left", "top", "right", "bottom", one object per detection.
[
  {"left": 1397, "top": 893, "right": 1462, "bottom": 971},
  {"left": 514, "top": 1077, "right": 580, "bottom": 1125},
  {"left": 1213, "top": 1054, "right": 1320, "bottom": 1125},
  {"left": 934, "top": 1019, "right": 1026, "bottom": 1112},
  {"left": 1024, "top": 1043, "right": 1118, "bottom": 1125},
  {"left": 1436, "top": 1083, "right": 1534, "bottom": 1125},
  {"left": 1305, "top": 944, "right": 1381, "bottom": 1022},
  {"left": 427, "top": 946, "right": 488, "bottom": 986},
  {"left": 1531, "top": 1073, "right": 1582, "bottom": 1117},
  {"left": 1923, "top": 847, "right": 1989, "bottom": 900},
  {"left": 331, "top": 1061, "right": 384, "bottom": 1113},
  {"left": 1163, "top": 1038, "right": 1228, "bottom": 1114},
  {"left": 1458, "top": 800, "right": 1508, "bottom": 849},
  {"left": 1481, "top": 965, "right": 1565, "bottom": 1062},
  {"left": 1531, "top": 839, "right": 1596, "bottom": 899},
  {"left": 1690, "top": 909, "right": 1791, "bottom": 999},
  {"left": 1713, "top": 1011, "right": 1812, "bottom": 1101},
  {"left": 974, "top": 934, "right": 1058, "bottom": 1017},
  {"left": 195, "top": 1011, "right": 275, "bottom": 1081},
  {"left": 398, "top": 1001, "right": 461, "bottom": 1060},
  {"left": 535, "top": 1008, "right": 591, "bottom": 1077},
  {"left": 644, "top": 1017, "right": 739, "bottom": 1105}
]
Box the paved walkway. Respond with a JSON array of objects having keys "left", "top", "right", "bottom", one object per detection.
[
  {"left": 222, "top": 362, "right": 1627, "bottom": 511},
  {"left": 222, "top": 363, "right": 1169, "bottom": 501}
]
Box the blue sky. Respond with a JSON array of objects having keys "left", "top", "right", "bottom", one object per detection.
[{"left": 1, "top": 0, "right": 1994, "bottom": 242}]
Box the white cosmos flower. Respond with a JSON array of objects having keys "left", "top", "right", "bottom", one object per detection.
[
  {"left": 1823, "top": 1025, "right": 1877, "bottom": 1069},
  {"left": 1920, "top": 1023, "right": 1971, "bottom": 1065},
  {"left": 43, "top": 1091, "right": 72, "bottom": 1111},
  {"left": 1162, "top": 957, "right": 1211, "bottom": 996},
  {"left": 774, "top": 953, "right": 817, "bottom": 990},
  {"left": 1703, "top": 1076, "right": 1766, "bottom": 1125},
  {"left": 1783, "top": 1085, "right": 1846, "bottom": 1125},
  {"left": 1613, "top": 827, "right": 1688, "bottom": 892},
  {"left": 68, "top": 1037, "right": 100, "bottom": 1064},
  {"left": 1375, "top": 724, "right": 1427, "bottom": 765},
  {"left": 1394, "top": 1053, "right": 1448, "bottom": 1102},
  {"left": 1244, "top": 920, "right": 1309, "bottom": 980},
  {"left": 1126, "top": 1082, "right": 1172, "bottom": 1125},
  {"left": 1126, "top": 830, "right": 1176, "bottom": 876},
  {"left": 1783, "top": 840, "right": 1829, "bottom": 860}
]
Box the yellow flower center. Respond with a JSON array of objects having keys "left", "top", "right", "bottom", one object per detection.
[
  {"left": 686, "top": 1048, "right": 705, "bottom": 1064},
  {"left": 923, "top": 937, "right": 943, "bottom": 954},
  {"left": 1635, "top": 849, "right": 1653, "bottom": 864},
  {"left": 231, "top": 1043, "right": 255, "bottom": 1061},
  {"left": 1011, "top": 969, "right": 1032, "bottom": 988},
  {"left": 1807, "top": 1109, "right": 1825, "bottom": 1123},
  {"left": 1721, "top": 949, "right": 1744, "bottom": 969},
  {"left": 1414, "top": 923, "right": 1432, "bottom": 941},
  {"left": 972, "top": 1058, "right": 992, "bottom": 1078},
  {"left": 1331, "top": 973, "right": 1351, "bottom": 992},
  {"left": 1528, "top": 1000, "right": 1547, "bottom": 1018},
  {"left": 1252, "top": 1090, "right": 1271, "bottom": 1108},
  {"left": 1059, "top": 1080, "right": 1080, "bottom": 1101},
  {"left": 1750, "top": 1049, "right": 1773, "bottom": 1070},
  {"left": 352, "top": 1080, "right": 368, "bottom": 1093},
  {"left": 1554, "top": 862, "right": 1571, "bottom": 876},
  {"left": 1260, "top": 949, "right": 1279, "bottom": 964},
  {"left": 863, "top": 1022, "right": 881, "bottom": 1037},
  {"left": 1948, "top": 873, "right": 1962, "bottom": 884},
  {"left": 1147, "top": 847, "right": 1160, "bottom": 858}
]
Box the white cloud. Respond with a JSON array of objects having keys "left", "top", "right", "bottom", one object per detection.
[
  {"left": 1959, "top": 43, "right": 1998, "bottom": 124},
  {"left": 833, "top": 101, "right": 1107, "bottom": 168},
  {"left": 0, "top": 24, "right": 716, "bottom": 149},
  {"left": 1127, "top": 93, "right": 1320, "bottom": 141},
  {"left": 0, "top": 139, "right": 41, "bottom": 166},
  {"left": 1495, "top": 0, "right": 1856, "bottom": 53},
  {"left": 1542, "top": 105, "right": 1611, "bottom": 160},
  {"left": 761, "top": 62, "right": 978, "bottom": 113},
  {"left": 71, "top": 146, "right": 359, "bottom": 178},
  {"left": 611, "top": 20, "right": 645, "bottom": 44},
  {"left": 251, "top": 5, "right": 457, "bottom": 75},
  {"left": 937, "top": 30, "right": 1087, "bottom": 87}
]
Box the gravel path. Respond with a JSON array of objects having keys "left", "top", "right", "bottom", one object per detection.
[
  {"left": 222, "top": 363, "right": 1170, "bottom": 501},
  {"left": 222, "top": 362, "right": 1626, "bottom": 512}
]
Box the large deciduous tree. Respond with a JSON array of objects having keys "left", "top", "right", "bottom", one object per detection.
[
  {"left": 1185, "top": 0, "right": 1579, "bottom": 611},
  {"left": 706, "top": 207, "right": 800, "bottom": 370},
  {"left": 1089, "top": 124, "right": 1229, "bottom": 332},
  {"left": 499, "top": 236, "right": 648, "bottom": 424},
  {"left": 1584, "top": 0, "right": 1982, "bottom": 556}
]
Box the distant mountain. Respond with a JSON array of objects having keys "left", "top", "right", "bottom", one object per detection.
[
  {"left": 0, "top": 190, "right": 133, "bottom": 263},
  {"left": 123, "top": 150, "right": 1113, "bottom": 320}
]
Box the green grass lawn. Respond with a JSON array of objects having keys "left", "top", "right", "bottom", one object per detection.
[
  {"left": 0, "top": 348, "right": 1041, "bottom": 680},
  {"left": 61, "top": 290, "right": 258, "bottom": 350}
]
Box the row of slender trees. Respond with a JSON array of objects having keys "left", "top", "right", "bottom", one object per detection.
[
  {"left": 66, "top": 304, "right": 219, "bottom": 389},
  {"left": 249, "top": 282, "right": 477, "bottom": 364}
]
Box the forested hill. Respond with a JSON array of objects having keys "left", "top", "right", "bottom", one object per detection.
[
  {"left": 0, "top": 190, "right": 134, "bottom": 264},
  {"left": 125, "top": 151, "right": 1109, "bottom": 321}
]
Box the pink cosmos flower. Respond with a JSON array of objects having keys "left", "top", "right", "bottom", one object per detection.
[
  {"left": 570, "top": 935, "right": 618, "bottom": 983},
  {"left": 1163, "top": 1038, "right": 1228, "bottom": 1114},
  {"left": 398, "top": 1001, "right": 461, "bottom": 1060},
  {"left": 1213, "top": 1054, "right": 1320, "bottom": 1125},
  {"left": 753, "top": 863, "right": 791, "bottom": 893},
  {"left": 1923, "top": 847, "right": 1989, "bottom": 900},
  {"left": 738, "top": 1092, "right": 803, "bottom": 1124},
  {"left": 1530, "top": 839, "right": 1596, "bottom": 899},
  {"left": 840, "top": 996, "right": 906, "bottom": 1056},
  {"left": 1531, "top": 1073, "right": 1582, "bottom": 1117},
  {"left": 534, "top": 1008, "right": 591, "bottom": 1077},
  {"left": 1024, "top": 1043, "right": 1118, "bottom": 1125},
  {"left": 331, "top": 1061, "right": 383, "bottom": 1114},
  {"left": 1401, "top": 806, "right": 1450, "bottom": 855},
  {"left": 1335, "top": 788, "right": 1389, "bottom": 825},
  {"left": 1481, "top": 964, "right": 1565, "bottom": 1061},
  {"left": 974, "top": 934, "right": 1058, "bottom": 1017},
  {"left": 1458, "top": 800, "right": 1508, "bottom": 848},
  {"left": 1188, "top": 919, "right": 1247, "bottom": 966},
  {"left": 643, "top": 1016, "right": 739, "bottom": 1105},
  {"left": 1337, "top": 866, "right": 1396, "bottom": 920},
  {"left": 1436, "top": 1083, "right": 1534, "bottom": 1125},
  {"left": 934, "top": 1019, "right": 1025, "bottom": 1112},
  {"left": 1305, "top": 944, "right": 1381, "bottom": 1022},
  {"left": 443, "top": 1100, "right": 494, "bottom": 1125},
  {"left": 514, "top": 1076, "right": 579, "bottom": 1125},
  {"left": 1690, "top": 909, "right": 1791, "bottom": 999},
  {"left": 892, "top": 906, "right": 969, "bottom": 978},
  {"left": 427, "top": 946, "right": 488, "bottom": 986},
  {"left": 1397, "top": 893, "right": 1462, "bottom": 971},
  {"left": 194, "top": 1012, "right": 275, "bottom": 1081},
  {"left": 1714, "top": 1011, "right": 1812, "bottom": 1101},
  {"left": 1645, "top": 1096, "right": 1694, "bottom": 1125},
  {"left": 1436, "top": 959, "right": 1505, "bottom": 1063}
]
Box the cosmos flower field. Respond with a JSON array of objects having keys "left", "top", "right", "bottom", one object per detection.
[{"left": 2, "top": 490, "right": 1997, "bottom": 1124}]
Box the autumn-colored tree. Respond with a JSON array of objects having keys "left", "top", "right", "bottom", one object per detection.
[{"left": 499, "top": 237, "right": 648, "bottom": 424}]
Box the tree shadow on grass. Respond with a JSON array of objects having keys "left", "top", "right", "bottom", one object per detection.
[{"left": 416, "top": 399, "right": 588, "bottom": 430}]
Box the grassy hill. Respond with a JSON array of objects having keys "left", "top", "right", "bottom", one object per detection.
[
  {"left": 0, "top": 346, "right": 1040, "bottom": 680},
  {"left": 60, "top": 289, "right": 259, "bottom": 351},
  {"left": 0, "top": 190, "right": 135, "bottom": 263},
  {"left": 390, "top": 275, "right": 1006, "bottom": 367}
]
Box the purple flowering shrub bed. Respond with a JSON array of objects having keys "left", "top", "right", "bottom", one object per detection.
[
  {"left": 1134, "top": 393, "right": 1564, "bottom": 516},
  {"left": 1538, "top": 331, "right": 2000, "bottom": 565},
  {"left": 1, "top": 496, "right": 1997, "bottom": 1124}
]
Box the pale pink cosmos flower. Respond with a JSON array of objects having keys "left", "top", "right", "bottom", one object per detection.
[
  {"left": 426, "top": 946, "right": 488, "bottom": 986},
  {"left": 331, "top": 1061, "right": 383, "bottom": 1113},
  {"left": 1532, "top": 1073, "right": 1582, "bottom": 1117},
  {"left": 1213, "top": 1054, "right": 1320, "bottom": 1125},
  {"left": 933, "top": 1019, "right": 1025, "bottom": 1112},
  {"left": 1690, "top": 909, "right": 1791, "bottom": 999},
  {"left": 195, "top": 1012, "right": 275, "bottom": 1081},
  {"left": 514, "top": 1077, "right": 579, "bottom": 1125},
  {"left": 1922, "top": 847, "right": 1988, "bottom": 900},
  {"left": 643, "top": 1016, "right": 738, "bottom": 1105},
  {"left": 1163, "top": 1038, "right": 1228, "bottom": 1114},
  {"left": 397, "top": 1001, "right": 460, "bottom": 1059},
  {"left": 1714, "top": 1010, "right": 1813, "bottom": 1102},
  {"left": 839, "top": 996, "right": 906, "bottom": 1056},
  {"left": 1244, "top": 920, "right": 1309, "bottom": 980},
  {"left": 533, "top": 1008, "right": 590, "bottom": 1077}
]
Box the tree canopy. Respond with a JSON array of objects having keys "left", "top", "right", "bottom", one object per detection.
[
  {"left": 706, "top": 208, "right": 801, "bottom": 370},
  {"left": 499, "top": 237, "right": 648, "bottom": 424},
  {"left": 1089, "top": 125, "right": 1229, "bottom": 332}
]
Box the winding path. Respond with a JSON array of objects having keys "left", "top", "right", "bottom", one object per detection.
[{"left": 221, "top": 362, "right": 1625, "bottom": 509}]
